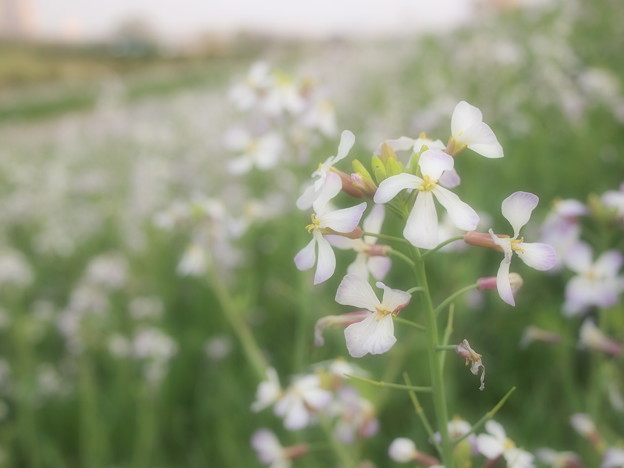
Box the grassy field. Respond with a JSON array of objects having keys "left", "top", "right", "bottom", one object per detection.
[{"left": 0, "top": 1, "right": 623, "bottom": 467}]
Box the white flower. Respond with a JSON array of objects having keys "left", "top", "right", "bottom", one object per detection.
[
  {"left": 536, "top": 448, "right": 582, "bottom": 468},
  {"left": 327, "top": 204, "right": 391, "bottom": 281},
  {"left": 229, "top": 61, "right": 272, "bottom": 110},
  {"left": 177, "top": 242, "right": 208, "bottom": 277},
  {"left": 603, "top": 183, "right": 624, "bottom": 224},
  {"left": 603, "top": 448, "right": 624, "bottom": 468},
  {"left": 570, "top": 413, "right": 597, "bottom": 438},
  {"left": 274, "top": 374, "right": 332, "bottom": 430},
  {"left": 224, "top": 128, "right": 284, "bottom": 174},
  {"left": 251, "top": 429, "right": 291, "bottom": 468},
  {"left": 489, "top": 191, "right": 557, "bottom": 306},
  {"left": 540, "top": 199, "right": 586, "bottom": 272},
  {"left": 296, "top": 130, "right": 355, "bottom": 210},
  {"left": 563, "top": 242, "right": 624, "bottom": 315},
  {"left": 252, "top": 367, "right": 282, "bottom": 412},
  {"left": 294, "top": 172, "right": 366, "bottom": 284},
  {"left": 450, "top": 101, "right": 504, "bottom": 158},
  {"left": 336, "top": 274, "right": 411, "bottom": 357},
  {"left": 388, "top": 438, "right": 418, "bottom": 462},
  {"left": 476, "top": 420, "right": 535, "bottom": 468},
  {"left": 578, "top": 319, "right": 622, "bottom": 356},
  {"left": 374, "top": 150, "right": 480, "bottom": 249}
]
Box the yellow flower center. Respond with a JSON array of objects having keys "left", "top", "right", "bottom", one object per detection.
[
  {"left": 510, "top": 237, "right": 525, "bottom": 253},
  {"left": 374, "top": 305, "right": 392, "bottom": 321},
  {"left": 305, "top": 213, "right": 321, "bottom": 233},
  {"left": 418, "top": 175, "right": 437, "bottom": 192},
  {"left": 504, "top": 438, "right": 516, "bottom": 450}
]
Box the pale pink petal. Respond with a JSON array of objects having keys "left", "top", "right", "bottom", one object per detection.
[
  {"left": 368, "top": 256, "right": 391, "bottom": 280},
  {"left": 363, "top": 204, "right": 385, "bottom": 239},
  {"left": 294, "top": 237, "right": 316, "bottom": 271},
  {"left": 334, "top": 130, "right": 355, "bottom": 163},
  {"left": 502, "top": 191, "right": 539, "bottom": 237},
  {"left": 433, "top": 185, "right": 480, "bottom": 231},
  {"left": 404, "top": 192, "right": 438, "bottom": 249},
  {"left": 451, "top": 101, "right": 483, "bottom": 137},
  {"left": 564, "top": 276, "right": 598, "bottom": 315},
  {"left": 517, "top": 242, "right": 557, "bottom": 271},
  {"left": 594, "top": 250, "right": 624, "bottom": 277},
  {"left": 439, "top": 168, "right": 461, "bottom": 188},
  {"left": 335, "top": 274, "right": 380, "bottom": 311},
  {"left": 373, "top": 174, "right": 421, "bottom": 204},
  {"left": 347, "top": 253, "right": 369, "bottom": 278},
  {"left": 344, "top": 314, "right": 396, "bottom": 357},
  {"left": 377, "top": 282, "right": 411, "bottom": 311},
  {"left": 496, "top": 257, "right": 515, "bottom": 306},
  {"left": 251, "top": 429, "right": 282, "bottom": 464},
  {"left": 321, "top": 202, "right": 367, "bottom": 233},
  {"left": 296, "top": 183, "right": 317, "bottom": 210},
  {"left": 460, "top": 122, "right": 503, "bottom": 158},
  {"left": 313, "top": 172, "right": 343, "bottom": 214},
  {"left": 564, "top": 242, "right": 593, "bottom": 274},
  {"left": 418, "top": 150, "right": 454, "bottom": 180},
  {"left": 314, "top": 232, "right": 336, "bottom": 284}
]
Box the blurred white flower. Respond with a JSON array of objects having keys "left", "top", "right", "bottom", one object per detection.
[
  {"left": 476, "top": 420, "right": 535, "bottom": 468},
  {"left": 450, "top": 101, "right": 504, "bottom": 158}
]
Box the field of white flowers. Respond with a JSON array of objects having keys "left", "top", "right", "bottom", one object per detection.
[{"left": 1, "top": 1, "right": 623, "bottom": 467}]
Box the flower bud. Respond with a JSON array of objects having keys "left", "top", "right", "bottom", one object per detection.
[
  {"left": 371, "top": 155, "right": 387, "bottom": 184},
  {"left": 314, "top": 311, "right": 370, "bottom": 346},
  {"left": 388, "top": 438, "right": 417, "bottom": 462},
  {"left": 332, "top": 168, "right": 365, "bottom": 198},
  {"left": 464, "top": 231, "right": 504, "bottom": 252},
  {"left": 478, "top": 273, "right": 523, "bottom": 292},
  {"left": 350, "top": 173, "right": 378, "bottom": 198},
  {"left": 519, "top": 326, "right": 561, "bottom": 348},
  {"left": 579, "top": 319, "right": 622, "bottom": 357}
]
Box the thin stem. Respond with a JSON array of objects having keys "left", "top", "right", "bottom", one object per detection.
[
  {"left": 319, "top": 417, "right": 353, "bottom": 467},
  {"left": 422, "top": 236, "right": 465, "bottom": 258},
  {"left": 433, "top": 284, "right": 479, "bottom": 316},
  {"left": 403, "top": 373, "right": 442, "bottom": 455},
  {"left": 435, "top": 345, "right": 457, "bottom": 351},
  {"left": 453, "top": 387, "right": 517, "bottom": 445},
  {"left": 411, "top": 246, "right": 454, "bottom": 468},
  {"left": 394, "top": 317, "right": 426, "bottom": 331},
  {"left": 387, "top": 248, "right": 415, "bottom": 268},
  {"left": 362, "top": 231, "right": 409, "bottom": 244},
  {"left": 344, "top": 373, "right": 432, "bottom": 393},
  {"left": 440, "top": 305, "right": 455, "bottom": 371},
  {"left": 407, "top": 286, "right": 425, "bottom": 294}
]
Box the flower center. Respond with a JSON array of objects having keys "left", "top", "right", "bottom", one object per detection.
[
  {"left": 418, "top": 175, "right": 437, "bottom": 192},
  {"left": 504, "top": 438, "right": 516, "bottom": 450},
  {"left": 510, "top": 237, "right": 525, "bottom": 254},
  {"left": 305, "top": 214, "right": 321, "bottom": 233},
  {"left": 374, "top": 305, "right": 392, "bottom": 321}
]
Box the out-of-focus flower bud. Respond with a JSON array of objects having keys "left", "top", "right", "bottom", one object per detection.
[{"left": 464, "top": 231, "right": 505, "bottom": 252}]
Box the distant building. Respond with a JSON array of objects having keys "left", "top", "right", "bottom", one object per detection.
[{"left": 0, "top": 0, "right": 36, "bottom": 39}]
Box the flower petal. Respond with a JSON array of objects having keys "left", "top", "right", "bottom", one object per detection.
[
  {"left": 433, "top": 186, "right": 480, "bottom": 231},
  {"left": 335, "top": 274, "right": 380, "bottom": 311},
  {"left": 594, "top": 250, "right": 624, "bottom": 277},
  {"left": 404, "top": 192, "right": 438, "bottom": 249},
  {"left": 439, "top": 168, "right": 461, "bottom": 188},
  {"left": 334, "top": 129, "right": 355, "bottom": 163},
  {"left": 461, "top": 122, "right": 503, "bottom": 159},
  {"left": 502, "top": 191, "right": 539, "bottom": 237},
  {"left": 476, "top": 434, "right": 504, "bottom": 459},
  {"left": 314, "top": 232, "right": 336, "bottom": 284},
  {"left": 347, "top": 253, "right": 369, "bottom": 279},
  {"left": 485, "top": 420, "right": 507, "bottom": 442},
  {"left": 451, "top": 101, "right": 483, "bottom": 137},
  {"left": 517, "top": 242, "right": 557, "bottom": 271},
  {"left": 564, "top": 242, "right": 593, "bottom": 274},
  {"left": 313, "top": 172, "right": 343, "bottom": 214},
  {"left": 368, "top": 256, "right": 391, "bottom": 280},
  {"left": 296, "top": 183, "right": 317, "bottom": 210},
  {"left": 376, "top": 282, "right": 411, "bottom": 311},
  {"left": 325, "top": 234, "right": 355, "bottom": 250},
  {"left": 344, "top": 314, "right": 396, "bottom": 357},
  {"left": 418, "top": 150, "right": 454, "bottom": 181},
  {"left": 373, "top": 174, "right": 421, "bottom": 204},
  {"left": 321, "top": 202, "right": 367, "bottom": 233},
  {"left": 363, "top": 204, "right": 385, "bottom": 239},
  {"left": 496, "top": 257, "right": 515, "bottom": 306},
  {"left": 294, "top": 237, "right": 316, "bottom": 271}
]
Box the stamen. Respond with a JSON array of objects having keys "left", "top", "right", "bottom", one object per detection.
[
  {"left": 418, "top": 175, "right": 437, "bottom": 192},
  {"left": 374, "top": 305, "right": 391, "bottom": 321}
]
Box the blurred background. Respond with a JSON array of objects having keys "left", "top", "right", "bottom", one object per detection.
[{"left": 0, "top": 0, "right": 623, "bottom": 466}]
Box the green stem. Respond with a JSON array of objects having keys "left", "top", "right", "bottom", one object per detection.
[
  {"left": 421, "top": 236, "right": 465, "bottom": 258},
  {"left": 344, "top": 374, "right": 432, "bottom": 393},
  {"left": 453, "top": 386, "right": 516, "bottom": 445},
  {"left": 440, "top": 305, "right": 455, "bottom": 371},
  {"left": 362, "top": 231, "right": 409, "bottom": 244},
  {"left": 411, "top": 247, "right": 454, "bottom": 468},
  {"left": 387, "top": 248, "right": 415, "bottom": 268},
  {"left": 435, "top": 345, "right": 457, "bottom": 351},
  {"left": 394, "top": 316, "right": 426, "bottom": 331},
  {"left": 403, "top": 373, "right": 442, "bottom": 455},
  {"left": 319, "top": 417, "right": 353, "bottom": 467},
  {"left": 433, "top": 284, "right": 479, "bottom": 316}
]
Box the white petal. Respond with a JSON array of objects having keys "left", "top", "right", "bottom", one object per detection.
[
  {"left": 496, "top": 257, "right": 515, "bottom": 306},
  {"left": 314, "top": 232, "right": 336, "bottom": 285},
  {"left": 334, "top": 130, "right": 355, "bottom": 163},
  {"left": 368, "top": 256, "right": 391, "bottom": 280},
  {"left": 303, "top": 388, "right": 332, "bottom": 409},
  {"left": 296, "top": 183, "right": 317, "bottom": 211},
  {"left": 321, "top": 202, "right": 367, "bottom": 233},
  {"left": 377, "top": 282, "right": 411, "bottom": 311},
  {"left": 325, "top": 234, "right": 355, "bottom": 250},
  {"left": 335, "top": 274, "right": 380, "bottom": 311},
  {"left": 282, "top": 399, "right": 310, "bottom": 430},
  {"left": 439, "top": 168, "right": 461, "bottom": 188},
  {"left": 433, "top": 186, "right": 480, "bottom": 231},
  {"left": 378, "top": 136, "right": 416, "bottom": 153},
  {"left": 485, "top": 420, "right": 507, "bottom": 442},
  {"left": 564, "top": 276, "right": 596, "bottom": 315},
  {"left": 294, "top": 237, "right": 316, "bottom": 271},
  {"left": 347, "top": 253, "right": 370, "bottom": 279},
  {"left": 344, "top": 314, "right": 396, "bottom": 357},
  {"left": 313, "top": 172, "right": 343, "bottom": 214},
  {"left": 363, "top": 204, "right": 385, "bottom": 238},
  {"left": 594, "top": 250, "right": 623, "bottom": 277},
  {"left": 517, "top": 242, "right": 557, "bottom": 271},
  {"left": 461, "top": 122, "right": 504, "bottom": 158},
  {"left": 502, "top": 191, "right": 539, "bottom": 237},
  {"left": 404, "top": 192, "right": 439, "bottom": 249},
  {"left": 564, "top": 242, "right": 593, "bottom": 274},
  {"left": 373, "top": 174, "right": 421, "bottom": 204},
  {"left": 476, "top": 434, "right": 504, "bottom": 459},
  {"left": 451, "top": 101, "right": 483, "bottom": 137},
  {"left": 418, "top": 150, "right": 454, "bottom": 180}
]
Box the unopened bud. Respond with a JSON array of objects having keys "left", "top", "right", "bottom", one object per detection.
[
  {"left": 332, "top": 168, "right": 365, "bottom": 198},
  {"left": 478, "top": 273, "right": 523, "bottom": 292},
  {"left": 386, "top": 157, "right": 404, "bottom": 177},
  {"left": 371, "top": 155, "right": 387, "bottom": 184},
  {"left": 350, "top": 173, "right": 378, "bottom": 198},
  {"left": 519, "top": 326, "right": 561, "bottom": 348},
  {"left": 579, "top": 319, "right": 622, "bottom": 357},
  {"left": 365, "top": 244, "right": 390, "bottom": 257},
  {"left": 314, "top": 311, "right": 369, "bottom": 346},
  {"left": 464, "top": 231, "right": 504, "bottom": 252},
  {"left": 379, "top": 141, "right": 398, "bottom": 163}
]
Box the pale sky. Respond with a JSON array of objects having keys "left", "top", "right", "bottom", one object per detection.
[{"left": 31, "top": 0, "right": 475, "bottom": 42}]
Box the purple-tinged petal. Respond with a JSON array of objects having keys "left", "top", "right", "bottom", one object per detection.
[
  {"left": 501, "top": 191, "right": 539, "bottom": 238},
  {"left": 313, "top": 172, "right": 343, "bottom": 214},
  {"left": 321, "top": 202, "right": 367, "bottom": 233},
  {"left": 594, "top": 250, "right": 624, "bottom": 277},
  {"left": 373, "top": 174, "right": 421, "bottom": 204},
  {"left": 418, "top": 150, "right": 454, "bottom": 180},
  {"left": 517, "top": 242, "right": 557, "bottom": 271},
  {"left": 314, "top": 232, "right": 336, "bottom": 284},
  {"left": 294, "top": 237, "right": 316, "bottom": 271},
  {"left": 564, "top": 242, "right": 593, "bottom": 274},
  {"left": 368, "top": 256, "right": 391, "bottom": 280},
  {"left": 439, "top": 168, "right": 461, "bottom": 188},
  {"left": 376, "top": 282, "right": 411, "bottom": 311},
  {"left": 404, "top": 192, "right": 438, "bottom": 249},
  {"left": 325, "top": 234, "right": 354, "bottom": 250},
  {"left": 344, "top": 314, "right": 396, "bottom": 357},
  {"left": 334, "top": 129, "right": 355, "bottom": 163},
  {"left": 433, "top": 185, "right": 480, "bottom": 231},
  {"left": 496, "top": 257, "right": 515, "bottom": 306},
  {"left": 296, "top": 183, "right": 317, "bottom": 210},
  {"left": 335, "top": 274, "right": 380, "bottom": 311}
]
